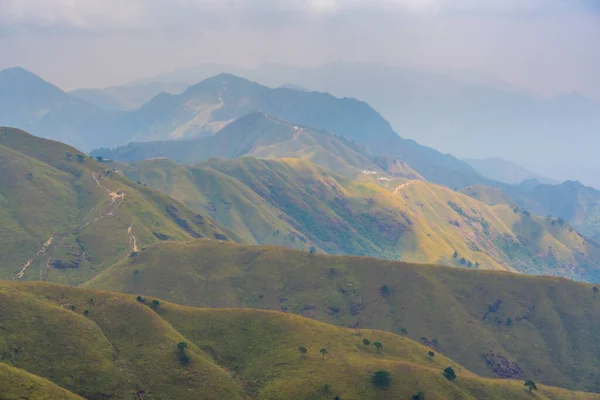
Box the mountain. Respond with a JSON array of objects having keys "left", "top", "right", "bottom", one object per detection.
[
  {"left": 116, "top": 155, "right": 600, "bottom": 282},
  {"left": 88, "top": 73, "right": 489, "bottom": 188},
  {"left": 86, "top": 239, "right": 600, "bottom": 393},
  {"left": 465, "top": 157, "right": 558, "bottom": 185},
  {"left": 237, "top": 61, "right": 600, "bottom": 187},
  {"left": 70, "top": 81, "right": 188, "bottom": 112},
  {"left": 92, "top": 111, "right": 414, "bottom": 179},
  {"left": 0, "top": 67, "right": 102, "bottom": 150},
  {"left": 3, "top": 281, "right": 599, "bottom": 399},
  {"left": 0, "top": 127, "right": 234, "bottom": 284}
]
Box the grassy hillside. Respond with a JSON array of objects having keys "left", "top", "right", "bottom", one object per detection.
[
  {"left": 0, "top": 363, "right": 83, "bottom": 400},
  {"left": 2, "top": 280, "right": 599, "bottom": 399},
  {"left": 0, "top": 127, "right": 234, "bottom": 285},
  {"left": 123, "top": 156, "right": 600, "bottom": 281},
  {"left": 86, "top": 240, "right": 600, "bottom": 393}
]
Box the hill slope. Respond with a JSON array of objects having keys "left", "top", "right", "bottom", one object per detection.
[
  {"left": 0, "top": 127, "right": 234, "bottom": 285},
  {"left": 121, "top": 156, "right": 600, "bottom": 282},
  {"left": 3, "top": 280, "right": 600, "bottom": 399},
  {"left": 86, "top": 240, "right": 600, "bottom": 393}
]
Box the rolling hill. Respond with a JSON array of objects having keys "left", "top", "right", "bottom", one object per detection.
[
  {"left": 0, "top": 127, "right": 234, "bottom": 285},
  {"left": 2, "top": 280, "right": 599, "bottom": 399},
  {"left": 462, "top": 180, "right": 600, "bottom": 242},
  {"left": 86, "top": 239, "right": 600, "bottom": 393},
  {"left": 119, "top": 156, "right": 600, "bottom": 282}
]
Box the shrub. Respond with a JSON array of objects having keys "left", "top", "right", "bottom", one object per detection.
[
  {"left": 372, "top": 370, "right": 391, "bottom": 388},
  {"left": 443, "top": 367, "right": 456, "bottom": 381}
]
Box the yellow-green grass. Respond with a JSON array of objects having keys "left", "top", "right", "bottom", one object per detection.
[
  {"left": 0, "top": 127, "right": 235, "bottom": 284},
  {"left": 2, "top": 280, "right": 599, "bottom": 399},
  {"left": 127, "top": 155, "right": 600, "bottom": 281},
  {"left": 86, "top": 239, "right": 600, "bottom": 393},
  {"left": 0, "top": 363, "right": 83, "bottom": 399}
]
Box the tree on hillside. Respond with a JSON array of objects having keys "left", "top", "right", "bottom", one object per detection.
[
  {"left": 150, "top": 299, "right": 160, "bottom": 311},
  {"left": 412, "top": 391, "right": 425, "bottom": 400},
  {"left": 400, "top": 328, "right": 408, "bottom": 337},
  {"left": 362, "top": 338, "right": 371, "bottom": 347},
  {"left": 443, "top": 367, "right": 456, "bottom": 381},
  {"left": 453, "top": 250, "right": 458, "bottom": 258},
  {"left": 177, "top": 342, "right": 189, "bottom": 366},
  {"left": 76, "top": 154, "right": 85, "bottom": 163},
  {"left": 372, "top": 370, "right": 391, "bottom": 388},
  {"left": 428, "top": 351, "right": 435, "bottom": 360},
  {"left": 298, "top": 346, "right": 308, "bottom": 356},
  {"left": 309, "top": 246, "right": 317, "bottom": 255},
  {"left": 379, "top": 285, "right": 390, "bottom": 297},
  {"left": 320, "top": 348, "right": 328, "bottom": 359},
  {"left": 374, "top": 341, "right": 383, "bottom": 353},
  {"left": 524, "top": 380, "right": 538, "bottom": 392},
  {"left": 594, "top": 286, "right": 599, "bottom": 298}
]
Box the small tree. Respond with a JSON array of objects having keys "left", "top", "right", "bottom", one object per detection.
[
  {"left": 76, "top": 154, "right": 85, "bottom": 163},
  {"left": 362, "top": 338, "right": 371, "bottom": 346},
  {"left": 298, "top": 346, "right": 308, "bottom": 356},
  {"left": 150, "top": 299, "right": 160, "bottom": 311},
  {"left": 412, "top": 391, "right": 425, "bottom": 400},
  {"left": 524, "top": 380, "right": 537, "bottom": 392},
  {"left": 594, "top": 286, "right": 599, "bottom": 298},
  {"left": 428, "top": 351, "right": 435, "bottom": 360},
  {"left": 400, "top": 328, "right": 408, "bottom": 337},
  {"left": 177, "top": 342, "right": 189, "bottom": 366},
  {"left": 443, "top": 367, "right": 456, "bottom": 381},
  {"left": 136, "top": 296, "right": 145, "bottom": 303},
  {"left": 320, "top": 348, "right": 328, "bottom": 359},
  {"left": 309, "top": 246, "right": 317, "bottom": 255},
  {"left": 95, "top": 156, "right": 104, "bottom": 162},
  {"left": 453, "top": 250, "right": 458, "bottom": 258},
  {"left": 379, "top": 285, "right": 390, "bottom": 297},
  {"left": 506, "top": 317, "right": 513, "bottom": 327},
  {"left": 371, "top": 370, "right": 391, "bottom": 388},
  {"left": 374, "top": 341, "right": 383, "bottom": 353},
  {"left": 321, "top": 383, "right": 331, "bottom": 393}
]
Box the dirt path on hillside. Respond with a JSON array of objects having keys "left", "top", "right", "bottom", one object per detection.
[
  {"left": 17, "top": 235, "right": 53, "bottom": 279},
  {"left": 128, "top": 224, "right": 139, "bottom": 252},
  {"left": 393, "top": 181, "right": 413, "bottom": 195},
  {"left": 81, "top": 172, "right": 125, "bottom": 228}
]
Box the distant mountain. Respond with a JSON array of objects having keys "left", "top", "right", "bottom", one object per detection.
[
  {"left": 234, "top": 61, "right": 600, "bottom": 187},
  {"left": 465, "top": 157, "right": 558, "bottom": 185},
  {"left": 0, "top": 67, "right": 102, "bottom": 149},
  {"left": 90, "top": 73, "right": 488, "bottom": 188},
  {"left": 70, "top": 81, "right": 188, "bottom": 111},
  {"left": 92, "top": 111, "right": 411, "bottom": 179},
  {"left": 0, "top": 126, "right": 234, "bottom": 284}
]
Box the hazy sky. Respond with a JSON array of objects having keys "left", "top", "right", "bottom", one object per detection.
[{"left": 1, "top": 0, "right": 599, "bottom": 101}]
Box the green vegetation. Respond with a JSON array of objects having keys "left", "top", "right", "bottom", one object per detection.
[
  {"left": 525, "top": 380, "right": 539, "bottom": 392},
  {"left": 0, "top": 127, "right": 234, "bottom": 285},
  {"left": 371, "top": 370, "right": 391, "bottom": 388},
  {"left": 374, "top": 341, "right": 383, "bottom": 353},
  {"left": 444, "top": 367, "right": 457, "bottom": 381},
  {"left": 86, "top": 240, "right": 600, "bottom": 392},
  {"left": 428, "top": 351, "right": 435, "bottom": 359},
  {"left": 6, "top": 281, "right": 596, "bottom": 399}
]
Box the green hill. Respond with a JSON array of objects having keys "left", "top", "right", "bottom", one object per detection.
[
  {"left": 86, "top": 240, "right": 600, "bottom": 393},
  {"left": 0, "top": 127, "right": 234, "bottom": 285},
  {"left": 121, "top": 156, "right": 600, "bottom": 281},
  {"left": 2, "top": 280, "right": 599, "bottom": 399},
  {"left": 0, "top": 363, "right": 83, "bottom": 400}
]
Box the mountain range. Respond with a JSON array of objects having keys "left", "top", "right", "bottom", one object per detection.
[{"left": 3, "top": 63, "right": 600, "bottom": 398}]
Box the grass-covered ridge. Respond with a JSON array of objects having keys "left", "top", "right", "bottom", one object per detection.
[
  {"left": 1, "top": 280, "right": 599, "bottom": 399},
  {"left": 0, "top": 127, "right": 234, "bottom": 285},
  {"left": 124, "top": 156, "right": 600, "bottom": 281},
  {"left": 86, "top": 239, "right": 600, "bottom": 393}
]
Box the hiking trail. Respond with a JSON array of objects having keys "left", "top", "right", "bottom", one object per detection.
[{"left": 17, "top": 235, "right": 53, "bottom": 279}]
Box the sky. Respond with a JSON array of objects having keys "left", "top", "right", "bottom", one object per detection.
[{"left": 0, "top": 0, "right": 599, "bottom": 102}]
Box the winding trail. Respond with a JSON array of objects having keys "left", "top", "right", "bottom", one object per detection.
[
  {"left": 128, "top": 225, "right": 139, "bottom": 252},
  {"left": 17, "top": 235, "right": 53, "bottom": 279},
  {"left": 393, "top": 181, "right": 413, "bottom": 195},
  {"left": 81, "top": 172, "right": 125, "bottom": 228}
]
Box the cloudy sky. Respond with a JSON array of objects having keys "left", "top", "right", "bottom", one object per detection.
[{"left": 0, "top": 0, "right": 599, "bottom": 101}]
